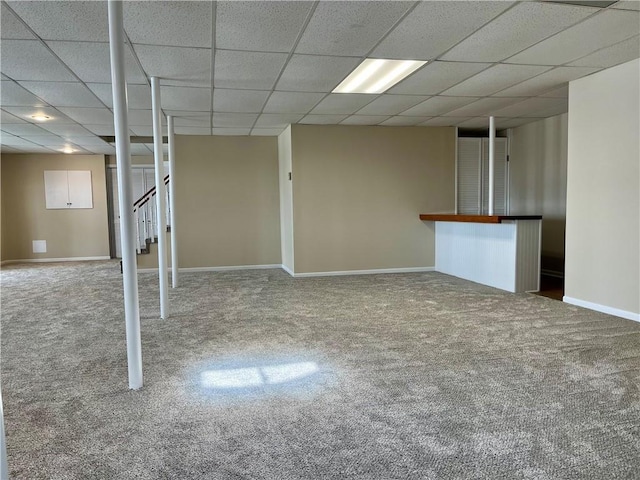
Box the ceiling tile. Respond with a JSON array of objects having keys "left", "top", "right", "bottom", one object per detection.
[
  {"left": 6, "top": 1, "right": 108, "bottom": 41},
  {"left": 1, "top": 40, "right": 76, "bottom": 81},
  {"left": 130, "top": 144, "right": 153, "bottom": 155},
  {"left": 48, "top": 41, "right": 147, "bottom": 84},
  {"left": 212, "top": 113, "right": 258, "bottom": 128},
  {"left": 168, "top": 114, "right": 210, "bottom": 128},
  {"left": 568, "top": 36, "right": 640, "bottom": 68},
  {"left": 372, "top": 1, "right": 513, "bottom": 60},
  {"left": 506, "top": 9, "right": 640, "bottom": 65},
  {"left": 1, "top": 3, "right": 36, "bottom": 40},
  {"left": 211, "top": 128, "right": 251, "bottom": 136},
  {"left": 441, "top": 2, "right": 597, "bottom": 62},
  {"left": 490, "top": 97, "right": 568, "bottom": 118},
  {"left": 456, "top": 117, "right": 503, "bottom": 129},
  {"left": 0, "top": 110, "right": 27, "bottom": 124},
  {"left": 161, "top": 86, "right": 211, "bottom": 112},
  {"left": 251, "top": 128, "right": 286, "bottom": 136},
  {"left": 130, "top": 126, "right": 154, "bottom": 136},
  {"left": 0, "top": 146, "right": 25, "bottom": 153},
  {"left": 213, "top": 89, "right": 269, "bottom": 113},
  {"left": 300, "top": 114, "right": 350, "bottom": 125},
  {"left": 124, "top": 1, "right": 212, "bottom": 48},
  {"left": 263, "top": 92, "right": 326, "bottom": 114},
  {"left": 19, "top": 134, "right": 66, "bottom": 147},
  {"left": 3, "top": 106, "right": 75, "bottom": 124},
  {"left": 133, "top": 45, "right": 210, "bottom": 88},
  {"left": 419, "top": 117, "right": 473, "bottom": 127},
  {"left": 18, "top": 81, "right": 104, "bottom": 108},
  {"left": 0, "top": 81, "right": 48, "bottom": 107},
  {"left": 83, "top": 124, "right": 115, "bottom": 136},
  {"left": 310, "top": 94, "right": 377, "bottom": 115},
  {"left": 0, "top": 133, "right": 41, "bottom": 147},
  {"left": 87, "top": 83, "right": 152, "bottom": 110},
  {"left": 276, "top": 55, "right": 361, "bottom": 92},
  {"left": 441, "top": 64, "right": 551, "bottom": 96},
  {"left": 540, "top": 85, "right": 569, "bottom": 98},
  {"left": 60, "top": 136, "right": 108, "bottom": 146},
  {"left": 493, "top": 66, "right": 601, "bottom": 97},
  {"left": 612, "top": 1, "right": 640, "bottom": 10},
  {"left": 443, "top": 97, "right": 523, "bottom": 117},
  {"left": 214, "top": 50, "right": 288, "bottom": 91},
  {"left": 388, "top": 61, "right": 491, "bottom": 95},
  {"left": 84, "top": 145, "right": 117, "bottom": 155},
  {"left": 355, "top": 95, "right": 430, "bottom": 115},
  {"left": 40, "top": 123, "right": 95, "bottom": 136},
  {"left": 255, "top": 114, "right": 303, "bottom": 128},
  {"left": 340, "top": 115, "right": 390, "bottom": 125},
  {"left": 128, "top": 110, "right": 161, "bottom": 127},
  {"left": 296, "top": 1, "right": 413, "bottom": 56},
  {"left": 379, "top": 116, "right": 432, "bottom": 126},
  {"left": 216, "top": 1, "right": 313, "bottom": 52},
  {"left": 175, "top": 126, "right": 211, "bottom": 135},
  {"left": 1, "top": 123, "right": 50, "bottom": 136},
  {"left": 401, "top": 96, "right": 480, "bottom": 116},
  {"left": 58, "top": 107, "right": 113, "bottom": 125}
]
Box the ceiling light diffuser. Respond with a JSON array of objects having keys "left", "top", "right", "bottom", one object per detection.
[
  {"left": 62, "top": 146, "right": 74, "bottom": 154},
  {"left": 31, "top": 114, "right": 51, "bottom": 122},
  {"left": 333, "top": 58, "right": 427, "bottom": 94}
]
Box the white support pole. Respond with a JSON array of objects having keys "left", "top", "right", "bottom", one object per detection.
[
  {"left": 167, "top": 115, "right": 179, "bottom": 288},
  {"left": 488, "top": 115, "right": 496, "bottom": 216},
  {"left": 151, "top": 76, "right": 169, "bottom": 319},
  {"left": 108, "top": 0, "right": 143, "bottom": 390}
]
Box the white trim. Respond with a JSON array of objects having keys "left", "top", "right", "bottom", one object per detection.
[
  {"left": 137, "top": 264, "right": 282, "bottom": 274},
  {"left": 290, "top": 266, "right": 435, "bottom": 278},
  {"left": 1, "top": 256, "right": 111, "bottom": 265},
  {"left": 281, "top": 264, "right": 295, "bottom": 277},
  {"left": 563, "top": 296, "right": 640, "bottom": 323}
]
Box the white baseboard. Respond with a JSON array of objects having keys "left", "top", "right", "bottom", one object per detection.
[
  {"left": 563, "top": 296, "right": 640, "bottom": 323},
  {"left": 281, "top": 264, "right": 295, "bottom": 277},
  {"left": 137, "top": 264, "right": 282, "bottom": 274},
  {"left": 290, "top": 266, "right": 435, "bottom": 278},
  {"left": 1, "top": 256, "right": 111, "bottom": 266}
]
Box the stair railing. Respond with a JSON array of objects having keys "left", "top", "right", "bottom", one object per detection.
[{"left": 133, "top": 174, "right": 170, "bottom": 253}]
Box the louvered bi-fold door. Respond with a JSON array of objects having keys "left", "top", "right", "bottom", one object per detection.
[
  {"left": 481, "top": 138, "right": 508, "bottom": 215},
  {"left": 457, "top": 138, "right": 482, "bottom": 214},
  {"left": 457, "top": 137, "right": 508, "bottom": 215}
]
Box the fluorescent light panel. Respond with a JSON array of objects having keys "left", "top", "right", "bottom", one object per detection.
[{"left": 333, "top": 58, "right": 427, "bottom": 94}]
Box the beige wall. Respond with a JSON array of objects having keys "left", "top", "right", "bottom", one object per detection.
[
  {"left": 290, "top": 125, "right": 455, "bottom": 274},
  {"left": 174, "top": 135, "right": 281, "bottom": 268},
  {"left": 1, "top": 154, "right": 110, "bottom": 261},
  {"left": 278, "top": 126, "right": 294, "bottom": 272},
  {"left": 509, "top": 113, "right": 568, "bottom": 274},
  {"left": 566, "top": 59, "right": 639, "bottom": 317}
]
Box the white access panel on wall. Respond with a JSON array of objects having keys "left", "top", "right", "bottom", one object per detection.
[{"left": 44, "top": 170, "right": 93, "bottom": 209}]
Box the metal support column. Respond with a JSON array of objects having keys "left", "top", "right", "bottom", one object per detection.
[
  {"left": 488, "top": 115, "right": 496, "bottom": 216},
  {"left": 108, "top": 0, "right": 143, "bottom": 389},
  {"left": 151, "top": 76, "right": 169, "bottom": 318},
  {"left": 167, "top": 115, "right": 178, "bottom": 288}
]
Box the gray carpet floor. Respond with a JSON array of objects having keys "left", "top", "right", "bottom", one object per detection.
[{"left": 1, "top": 260, "right": 639, "bottom": 479}]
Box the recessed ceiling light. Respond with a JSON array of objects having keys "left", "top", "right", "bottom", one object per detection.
[
  {"left": 31, "top": 114, "right": 51, "bottom": 122},
  {"left": 62, "top": 146, "right": 74, "bottom": 154},
  {"left": 333, "top": 58, "right": 427, "bottom": 94}
]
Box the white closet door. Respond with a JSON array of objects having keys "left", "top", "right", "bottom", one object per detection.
[
  {"left": 67, "top": 170, "right": 93, "bottom": 209},
  {"left": 481, "top": 138, "right": 507, "bottom": 215},
  {"left": 44, "top": 170, "right": 69, "bottom": 209},
  {"left": 457, "top": 138, "right": 482, "bottom": 214}
]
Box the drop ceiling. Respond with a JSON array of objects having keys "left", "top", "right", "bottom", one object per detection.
[{"left": 1, "top": 0, "right": 639, "bottom": 155}]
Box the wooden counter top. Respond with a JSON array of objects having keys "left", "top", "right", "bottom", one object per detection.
[{"left": 419, "top": 214, "right": 542, "bottom": 224}]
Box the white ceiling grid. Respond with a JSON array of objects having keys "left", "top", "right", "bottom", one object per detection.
[{"left": 0, "top": 0, "right": 639, "bottom": 154}]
